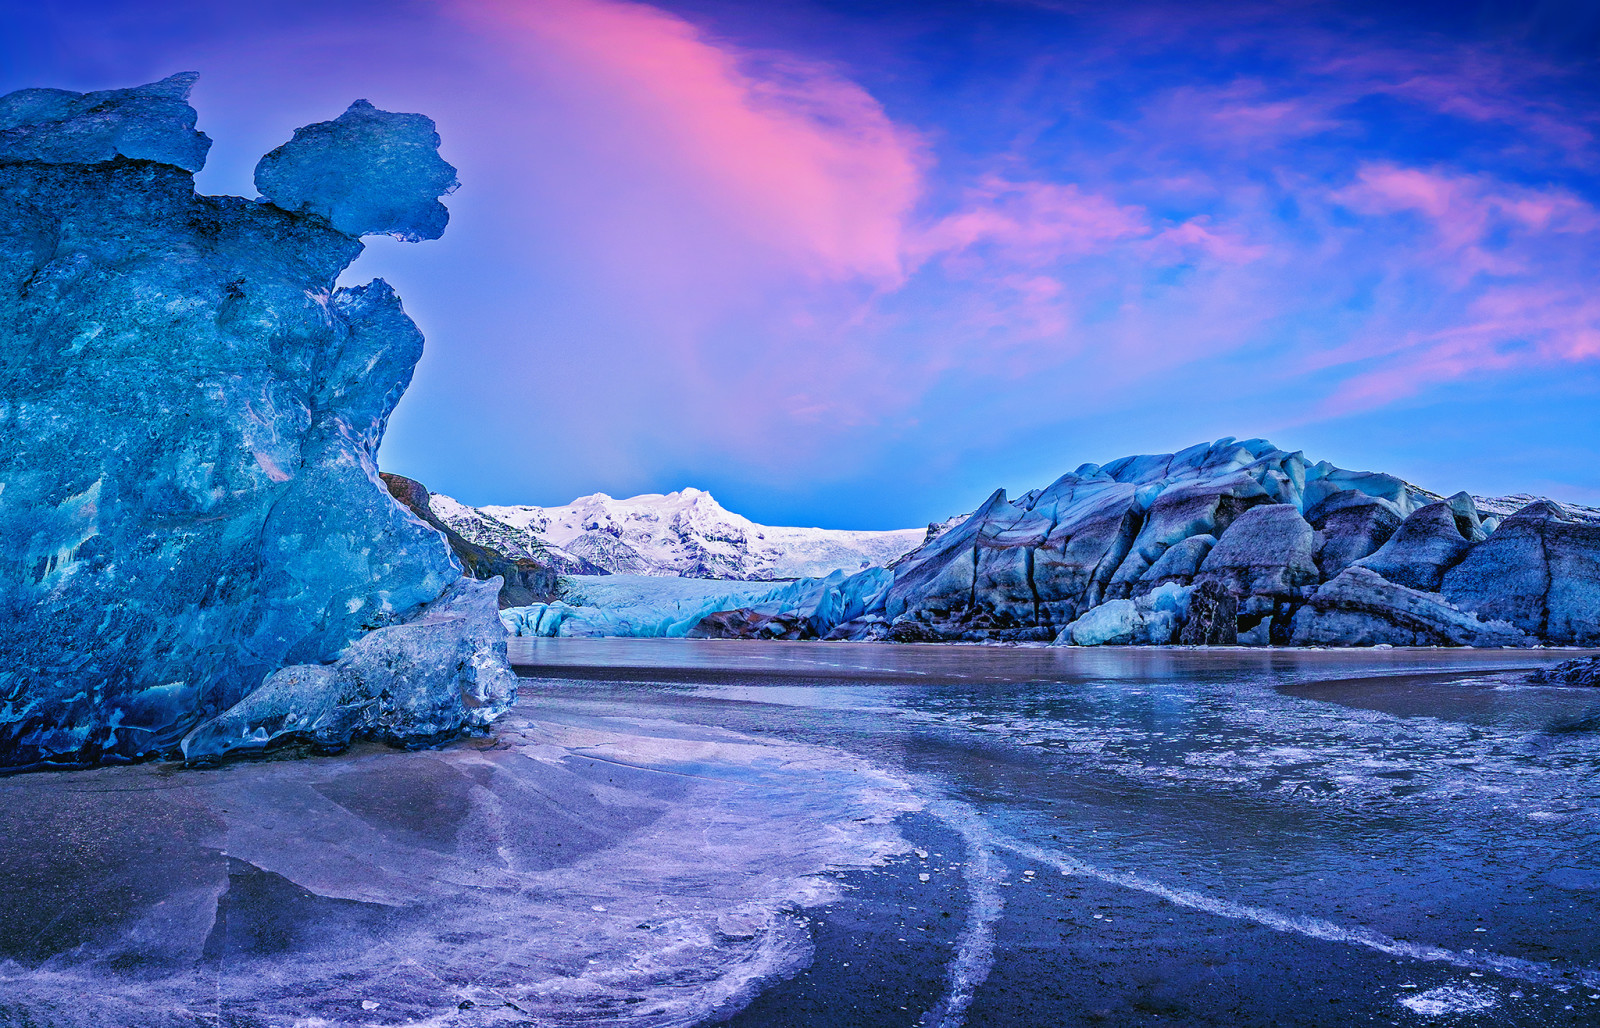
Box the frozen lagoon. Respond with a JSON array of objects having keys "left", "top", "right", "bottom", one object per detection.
[{"left": 3, "top": 643, "right": 1599, "bottom": 1026}]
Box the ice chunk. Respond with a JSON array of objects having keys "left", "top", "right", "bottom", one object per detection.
[
  {"left": 255, "top": 100, "right": 458, "bottom": 240},
  {"left": 183, "top": 577, "right": 517, "bottom": 758},
  {"left": 0, "top": 72, "right": 211, "bottom": 170},
  {"left": 1057, "top": 585, "right": 1190, "bottom": 646},
  {"left": 0, "top": 76, "right": 500, "bottom": 770},
  {"left": 1290, "top": 567, "right": 1527, "bottom": 647}
]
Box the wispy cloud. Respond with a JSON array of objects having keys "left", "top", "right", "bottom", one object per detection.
[{"left": 459, "top": 0, "right": 925, "bottom": 284}]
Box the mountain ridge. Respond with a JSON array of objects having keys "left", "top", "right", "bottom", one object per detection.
[{"left": 431, "top": 487, "right": 926, "bottom": 580}]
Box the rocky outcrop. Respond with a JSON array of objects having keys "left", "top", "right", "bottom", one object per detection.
[
  {"left": 1290, "top": 567, "right": 1526, "bottom": 647},
  {"left": 1442, "top": 501, "right": 1600, "bottom": 645},
  {"left": 0, "top": 77, "right": 513, "bottom": 770},
  {"left": 1529, "top": 657, "right": 1600, "bottom": 686},
  {"left": 1178, "top": 581, "right": 1239, "bottom": 644},
  {"left": 689, "top": 608, "right": 812, "bottom": 641},
  {"left": 382, "top": 473, "right": 565, "bottom": 607}
]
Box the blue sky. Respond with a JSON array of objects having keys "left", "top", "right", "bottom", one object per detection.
[{"left": 4, "top": 0, "right": 1599, "bottom": 527}]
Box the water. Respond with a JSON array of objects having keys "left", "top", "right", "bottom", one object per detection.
[
  {"left": 509, "top": 639, "right": 1600, "bottom": 1027},
  {"left": 2, "top": 641, "right": 1597, "bottom": 1027}
]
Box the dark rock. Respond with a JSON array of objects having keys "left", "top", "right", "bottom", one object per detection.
[
  {"left": 1529, "top": 657, "right": 1600, "bottom": 686},
  {"left": 1442, "top": 500, "right": 1600, "bottom": 645},
  {"left": 382, "top": 473, "right": 561, "bottom": 608},
  {"left": 688, "top": 609, "right": 812, "bottom": 641},
  {"left": 1178, "top": 581, "right": 1238, "bottom": 644}
]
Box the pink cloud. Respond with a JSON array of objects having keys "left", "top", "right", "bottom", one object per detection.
[
  {"left": 914, "top": 176, "right": 1146, "bottom": 267},
  {"left": 1145, "top": 217, "right": 1268, "bottom": 264},
  {"left": 455, "top": 0, "right": 925, "bottom": 285},
  {"left": 1333, "top": 163, "right": 1600, "bottom": 279}
]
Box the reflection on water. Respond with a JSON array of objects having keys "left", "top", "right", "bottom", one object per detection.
[
  {"left": 517, "top": 639, "right": 1600, "bottom": 1027},
  {"left": 2, "top": 641, "right": 1597, "bottom": 1027}
]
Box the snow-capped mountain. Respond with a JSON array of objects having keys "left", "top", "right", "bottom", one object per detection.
[
  {"left": 430, "top": 487, "right": 925, "bottom": 580},
  {"left": 1474, "top": 493, "right": 1600, "bottom": 525}
]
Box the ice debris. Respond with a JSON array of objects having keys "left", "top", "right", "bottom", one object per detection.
[{"left": 0, "top": 76, "right": 510, "bottom": 770}]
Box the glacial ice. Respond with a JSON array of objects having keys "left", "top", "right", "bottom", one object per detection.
[
  {"left": 254, "top": 99, "right": 458, "bottom": 241},
  {"left": 500, "top": 438, "right": 1595, "bottom": 649},
  {"left": 0, "top": 75, "right": 510, "bottom": 769},
  {"left": 0, "top": 72, "right": 211, "bottom": 170},
  {"left": 501, "top": 567, "right": 895, "bottom": 639},
  {"left": 1058, "top": 584, "right": 1191, "bottom": 646},
  {"left": 182, "top": 577, "right": 518, "bottom": 758}
]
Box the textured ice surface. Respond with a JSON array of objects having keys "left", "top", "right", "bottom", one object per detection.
[
  {"left": 255, "top": 99, "right": 457, "bottom": 240},
  {"left": 1292, "top": 567, "right": 1527, "bottom": 647},
  {"left": 870, "top": 437, "right": 1593, "bottom": 646},
  {"left": 0, "top": 76, "right": 500, "bottom": 768},
  {"left": 1058, "top": 584, "right": 1191, "bottom": 646},
  {"left": 182, "top": 577, "right": 517, "bottom": 758},
  {"left": 0, "top": 702, "right": 917, "bottom": 1027},
  {"left": 506, "top": 642, "right": 1600, "bottom": 1025},
  {"left": 1398, "top": 984, "right": 1499, "bottom": 1016},
  {"left": 0, "top": 72, "right": 210, "bottom": 170},
  {"left": 501, "top": 568, "right": 893, "bottom": 639}
]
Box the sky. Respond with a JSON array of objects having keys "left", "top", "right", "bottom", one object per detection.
[{"left": 4, "top": 0, "right": 1600, "bottom": 528}]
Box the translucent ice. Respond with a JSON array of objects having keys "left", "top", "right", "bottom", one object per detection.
[
  {"left": 255, "top": 99, "right": 458, "bottom": 240},
  {"left": 0, "top": 72, "right": 211, "bottom": 170},
  {"left": 0, "top": 77, "right": 504, "bottom": 769}
]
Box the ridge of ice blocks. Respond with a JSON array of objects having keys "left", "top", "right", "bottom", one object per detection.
[
  {"left": 0, "top": 76, "right": 510, "bottom": 770},
  {"left": 580, "top": 437, "right": 1596, "bottom": 648}
]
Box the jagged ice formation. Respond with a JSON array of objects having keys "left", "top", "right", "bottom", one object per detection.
[
  {"left": 0, "top": 75, "right": 514, "bottom": 770},
  {"left": 504, "top": 438, "right": 1600, "bottom": 649}
]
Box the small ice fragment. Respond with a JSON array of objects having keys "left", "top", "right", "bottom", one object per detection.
[
  {"left": 591, "top": 905, "right": 607, "bottom": 912},
  {"left": 918, "top": 873, "right": 930, "bottom": 882},
  {"left": 1474, "top": 927, "right": 1487, "bottom": 932},
  {"left": 361, "top": 1000, "right": 380, "bottom": 1011},
  {"left": 915, "top": 849, "right": 928, "bottom": 859},
  {"left": 1398, "top": 984, "right": 1497, "bottom": 1016},
  {"left": 1023, "top": 870, "right": 1036, "bottom": 877}
]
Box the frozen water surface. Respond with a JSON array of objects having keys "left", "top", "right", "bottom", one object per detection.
[{"left": 4, "top": 643, "right": 1599, "bottom": 1026}]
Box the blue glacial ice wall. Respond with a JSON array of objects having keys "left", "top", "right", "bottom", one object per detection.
[
  {"left": 502, "top": 568, "right": 895, "bottom": 640},
  {"left": 0, "top": 75, "right": 513, "bottom": 770}
]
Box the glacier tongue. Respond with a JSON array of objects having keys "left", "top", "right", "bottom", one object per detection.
[{"left": 508, "top": 438, "right": 1600, "bottom": 649}]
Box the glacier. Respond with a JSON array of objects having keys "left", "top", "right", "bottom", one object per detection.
[
  {"left": 504, "top": 438, "right": 1600, "bottom": 649},
  {"left": 502, "top": 568, "right": 894, "bottom": 640},
  {"left": 0, "top": 76, "right": 513, "bottom": 770}
]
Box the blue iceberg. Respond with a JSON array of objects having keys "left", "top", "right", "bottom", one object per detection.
[{"left": 0, "top": 75, "right": 511, "bottom": 770}]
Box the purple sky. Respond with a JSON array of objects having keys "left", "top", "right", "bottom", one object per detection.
[{"left": 6, "top": 0, "right": 1600, "bottom": 527}]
